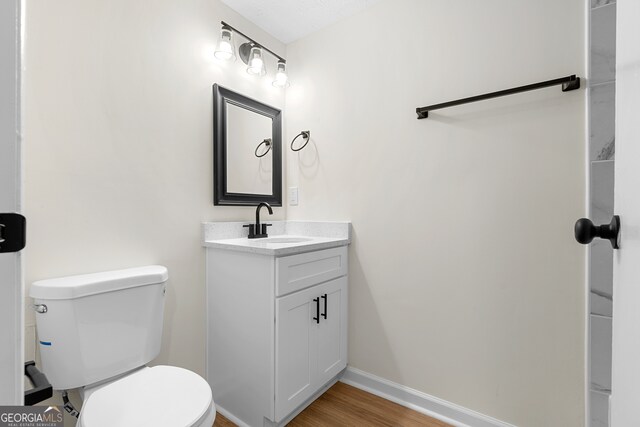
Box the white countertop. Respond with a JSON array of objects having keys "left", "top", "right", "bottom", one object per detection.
[{"left": 202, "top": 221, "right": 351, "bottom": 256}]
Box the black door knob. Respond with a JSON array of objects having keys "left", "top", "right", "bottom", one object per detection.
[{"left": 574, "top": 215, "right": 620, "bottom": 249}]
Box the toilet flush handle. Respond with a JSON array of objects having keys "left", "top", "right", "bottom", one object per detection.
[{"left": 32, "top": 304, "right": 47, "bottom": 314}]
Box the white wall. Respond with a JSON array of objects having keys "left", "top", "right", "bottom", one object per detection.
[
  {"left": 285, "top": 1, "right": 586, "bottom": 425},
  {"left": 23, "top": 0, "right": 587, "bottom": 424},
  {"left": 23, "top": 0, "right": 286, "bottom": 380}
]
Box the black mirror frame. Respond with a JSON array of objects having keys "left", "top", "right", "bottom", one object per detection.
[{"left": 213, "top": 84, "right": 282, "bottom": 206}]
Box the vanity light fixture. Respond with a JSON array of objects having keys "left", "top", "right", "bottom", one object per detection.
[
  {"left": 246, "top": 46, "right": 266, "bottom": 76},
  {"left": 272, "top": 61, "right": 290, "bottom": 88},
  {"left": 215, "top": 21, "right": 289, "bottom": 87},
  {"left": 214, "top": 26, "right": 236, "bottom": 61}
]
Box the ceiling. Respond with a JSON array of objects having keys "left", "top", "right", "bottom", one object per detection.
[{"left": 221, "top": 0, "right": 382, "bottom": 44}]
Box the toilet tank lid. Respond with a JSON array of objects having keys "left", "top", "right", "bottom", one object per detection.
[{"left": 30, "top": 265, "right": 168, "bottom": 300}]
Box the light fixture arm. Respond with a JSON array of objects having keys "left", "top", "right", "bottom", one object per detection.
[{"left": 220, "top": 21, "right": 286, "bottom": 64}]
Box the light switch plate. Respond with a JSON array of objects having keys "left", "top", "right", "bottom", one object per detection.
[{"left": 289, "top": 187, "right": 299, "bottom": 206}]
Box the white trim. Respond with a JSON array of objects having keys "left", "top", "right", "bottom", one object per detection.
[
  {"left": 0, "top": 0, "right": 23, "bottom": 405},
  {"left": 585, "top": 0, "right": 593, "bottom": 423},
  {"left": 215, "top": 406, "right": 251, "bottom": 427},
  {"left": 340, "top": 367, "right": 515, "bottom": 427}
]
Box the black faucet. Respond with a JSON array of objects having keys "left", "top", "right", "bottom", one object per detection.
[{"left": 243, "top": 202, "right": 273, "bottom": 239}]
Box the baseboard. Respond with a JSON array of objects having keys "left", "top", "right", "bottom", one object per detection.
[
  {"left": 215, "top": 405, "right": 251, "bottom": 427},
  {"left": 340, "top": 367, "right": 515, "bottom": 427}
]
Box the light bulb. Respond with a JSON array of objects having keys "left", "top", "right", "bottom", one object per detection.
[
  {"left": 249, "top": 57, "right": 263, "bottom": 73},
  {"left": 216, "top": 40, "right": 233, "bottom": 60},
  {"left": 272, "top": 61, "right": 290, "bottom": 88},
  {"left": 214, "top": 28, "right": 236, "bottom": 61},
  {"left": 246, "top": 46, "right": 266, "bottom": 76}
]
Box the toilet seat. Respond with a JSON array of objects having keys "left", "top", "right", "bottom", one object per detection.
[{"left": 77, "top": 366, "right": 215, "bottom": 427}]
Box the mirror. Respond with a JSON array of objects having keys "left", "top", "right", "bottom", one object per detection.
[{"left": 213, "top": 84, "right": 282, "bottom": 206}]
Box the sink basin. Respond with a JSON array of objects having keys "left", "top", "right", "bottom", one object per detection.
[
  {"left": 202, "top": 221, "right": 351, "bottom": 255},
  {"left": 261, "top": 236, "right": 313, "bottom": 244}
]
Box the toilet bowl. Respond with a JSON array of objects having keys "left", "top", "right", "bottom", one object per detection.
[
  {"left": 77, "top": 366, "right": 215, "bottom": 427},
  {"left": 30, "top": 266, "right": 215, "bottom": 427}
]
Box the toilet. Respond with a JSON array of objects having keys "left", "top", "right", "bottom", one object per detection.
[{"left": 30, "top": 265, "right": 216, "bottom": 427}]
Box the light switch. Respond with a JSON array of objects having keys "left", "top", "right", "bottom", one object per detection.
[{"left": 289, "top": 187, "right": 299, "bottom": 206}]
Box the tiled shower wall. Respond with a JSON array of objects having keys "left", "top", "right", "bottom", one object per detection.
[{"left": 589, "top": 0, "right": 616, "bottom": 425}]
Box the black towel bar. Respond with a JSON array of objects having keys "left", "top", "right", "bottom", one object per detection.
[{"left": 416, "top": 74, "right": 580, "bottom": 119}]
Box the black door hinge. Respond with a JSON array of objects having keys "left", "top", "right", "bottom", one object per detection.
[{"left": 0, "top": 213, "right": 26, "bottom": 253}]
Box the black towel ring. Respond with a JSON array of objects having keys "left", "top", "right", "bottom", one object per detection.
[
  {"left": 291, "top": 131, "right": 311, "bottom": 152},
  {"left": 255, "top": 138, "right": 272, "bottom": 158}
]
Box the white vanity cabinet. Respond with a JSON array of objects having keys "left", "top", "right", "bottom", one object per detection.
[
  {"left": 206, "top": 244, "right": 348, "bottom": 427},
  {"left": 275, "top": 275, "right": 347, "bottom": 420}
]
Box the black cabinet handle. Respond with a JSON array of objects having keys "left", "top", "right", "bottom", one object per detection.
[
  {"left": 321, "top": 294, "right": 327, "bottom": 319},
  {"left": 575, "top": 215, "right": 620, "bottom": 249},
  {"left": 313, "top": 297, "right": 320, "bottom": 324}
]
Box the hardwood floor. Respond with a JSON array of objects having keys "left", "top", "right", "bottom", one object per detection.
[
  {"left": 213, "top": 413, "right": 236, "bottom": 427},
  {"left": 213, "top": 382, "right": 449, "bottom": 426}
]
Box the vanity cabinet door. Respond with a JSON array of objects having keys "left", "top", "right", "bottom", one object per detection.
[
  {"left": 275, "top": 286, "right": 318, "bottom": 421},
  {"left": 275, "top": 277, "right": 348, "bottom": 422},
  {"left": 315, "top": 277, "right": 348, "bottom": 386}
]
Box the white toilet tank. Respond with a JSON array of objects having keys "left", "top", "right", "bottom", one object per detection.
[{"left": 30, "top": 266, "right": 168, "bottom": 390}]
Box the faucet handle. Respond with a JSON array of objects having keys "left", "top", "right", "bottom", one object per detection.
[
  {"left": 243, "top": 224, "right": 256, "bottom": 238},
  {"left": 261, "top": 223, "right": 273, "bottom": 235}
]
